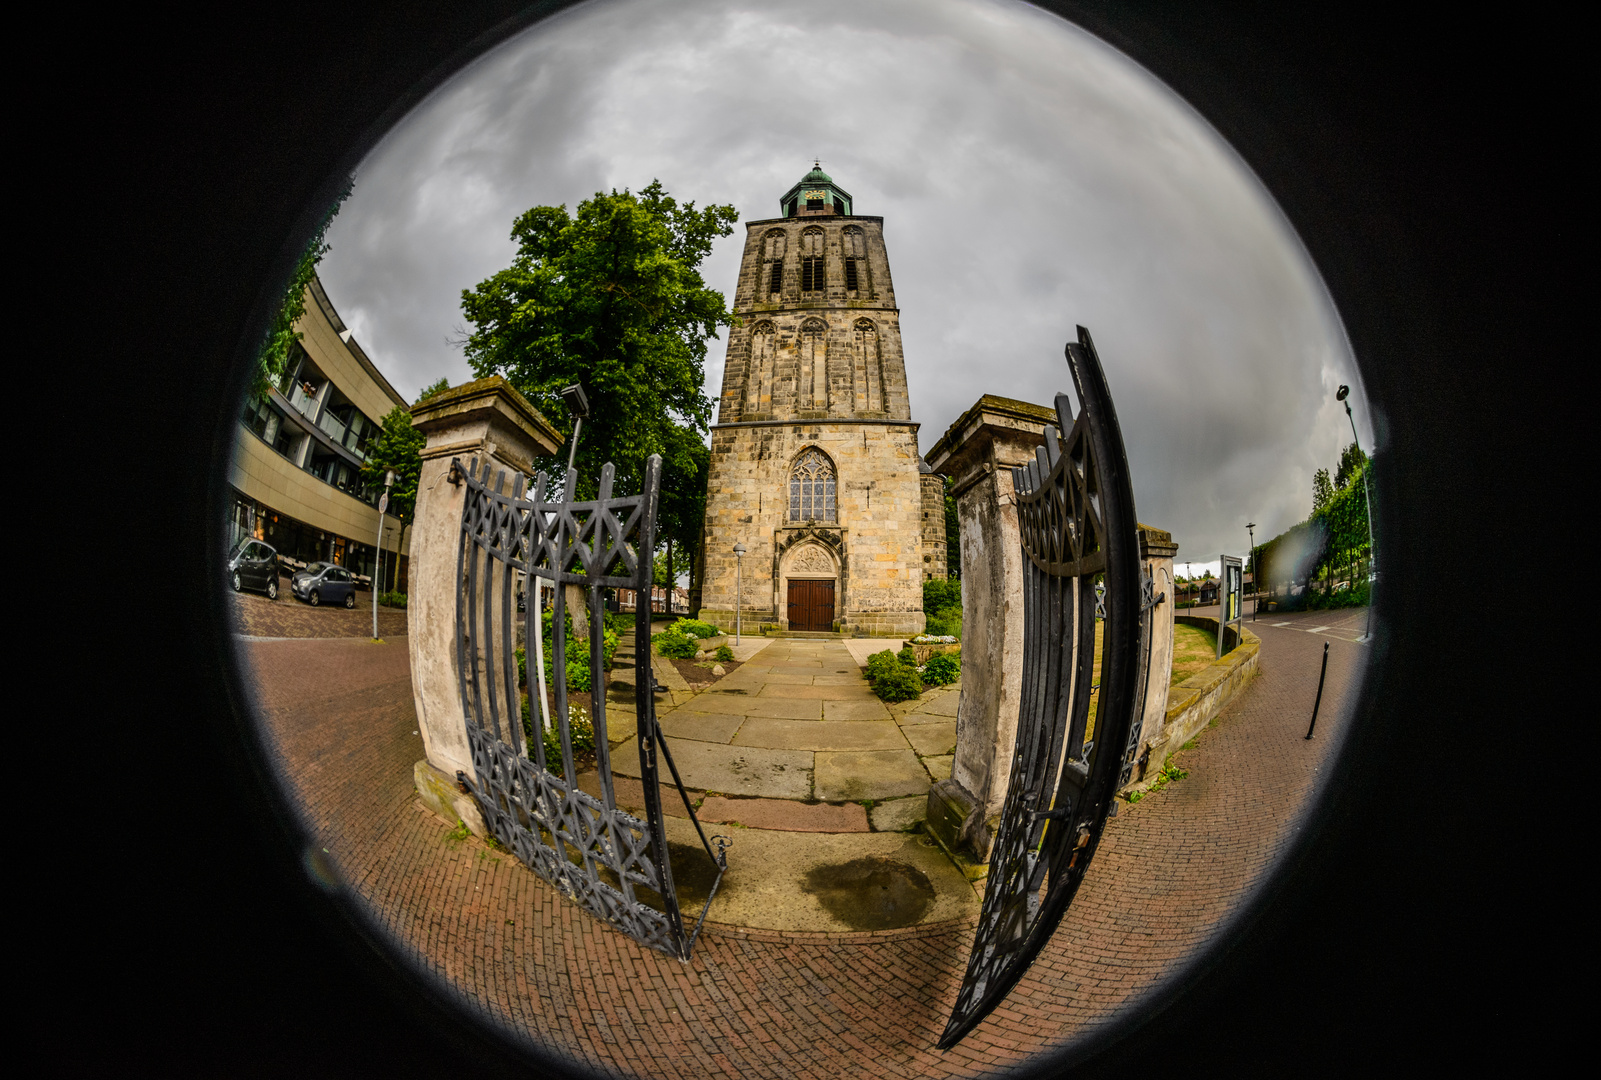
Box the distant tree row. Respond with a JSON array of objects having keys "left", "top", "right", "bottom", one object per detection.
[{"left": 1255, "top": 442, "right": 1373, "bottom": 609}]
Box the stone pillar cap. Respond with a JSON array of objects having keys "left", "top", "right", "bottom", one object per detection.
[
  {"left": 926, "top": 394, "right": 1060, "bottom": 476},
  {"left": 409, "top": 375, "right": 564, "bottom": 457},
  {"left": 1138, "top": 523, "right": 1179, "bottom": 559}
]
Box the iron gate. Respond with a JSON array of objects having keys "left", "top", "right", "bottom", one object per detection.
[
  {"left": 452, "top": 454, "right": 727, "bottom": 961},
  {"left": 939, "top": 327, "right": 1160, "bottom": 1048}
]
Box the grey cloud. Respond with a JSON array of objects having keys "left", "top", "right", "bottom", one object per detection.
[{"left": 317, "top": 0, "right": 1372, "bottom": 562}]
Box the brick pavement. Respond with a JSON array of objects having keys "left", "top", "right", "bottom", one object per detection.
[
  {"left": 230, "top": 574, "right": 409, "bottom": 639},
  {"left": 236, "top": 608, "right": 1364, "bottom": 1077}
]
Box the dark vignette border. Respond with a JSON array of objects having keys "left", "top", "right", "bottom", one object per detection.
[{"left": 73, "top": 1, "right": 1572, "bottom": 1076}]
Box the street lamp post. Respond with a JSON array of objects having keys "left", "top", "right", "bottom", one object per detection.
[
  {"left": 1336, "top": 385, "right": 1376, "bottom": 641},
  {"left": 1246, "top": 521, "right": 1257, "bottom": 621},
  {"left": 732, "top": 542, "right": 747, "bottom": 645},
  {"left": 372, "top": 469, "right": 396, "bottom": 641}
]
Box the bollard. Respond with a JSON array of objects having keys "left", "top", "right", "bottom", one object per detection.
[{"left": 1305, "top": 641, "right": 1330, "bottom": 739}]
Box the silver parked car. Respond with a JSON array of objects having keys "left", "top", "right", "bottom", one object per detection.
[{"left": 292, "top": 562, "right": 357, "bottom": 608}]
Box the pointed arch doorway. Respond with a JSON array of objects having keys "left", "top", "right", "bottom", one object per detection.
[{"left": 783, "top": 542, "right": 838, "bottom": 632}]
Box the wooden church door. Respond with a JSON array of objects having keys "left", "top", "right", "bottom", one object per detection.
[{"left": 786, "top": 580, "right": 835, "bottom": 632}]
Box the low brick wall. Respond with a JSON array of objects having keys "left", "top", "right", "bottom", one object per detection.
[{"left": 1125, "top": 616, "right": 1259, "bottom": 792}]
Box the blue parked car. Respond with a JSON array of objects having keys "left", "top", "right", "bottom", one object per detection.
[{"left": 292, "top": 562, "right": 357, "bottom": 608}]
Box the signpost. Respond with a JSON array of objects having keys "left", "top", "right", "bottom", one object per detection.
[
  {"left": 1218, "top": 553, "right": 1243, "bottom": 658},
  {"left": 372, "top": 470, "right": 395, "bottom": 641}
]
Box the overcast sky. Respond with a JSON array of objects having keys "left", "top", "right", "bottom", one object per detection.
[{"left": 316, "top": 0, "right": 1372, "bottom": 565}]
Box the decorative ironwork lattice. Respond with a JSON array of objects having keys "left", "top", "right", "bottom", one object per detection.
[
  {"left": 789, "top": 448, "right": 837, "bottom": 522},
  {"left": 453, "top": 454, "right": 728, "bottom": 961},
  {"left": 939, "top": 326, "right": 1159, "bottom": 1048}
]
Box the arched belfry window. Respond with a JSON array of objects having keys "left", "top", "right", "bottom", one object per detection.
[
  {"left": 746, "top": 321, "right": 776, "bottom": 415},
  {"left": 800, "top": 227, "right": 826, "bottom": 294},
  {"left": 763, "top": 230, "right": 786, "bottom": 297},
  {"left": 789, "top": 448, "right": 837, "bottom": 522},
  {"left": 843, "top": 226, "right": 867, "bottom": 295},
  {"left": 852, "top": 318, "right": 882, "bottom": 413}
]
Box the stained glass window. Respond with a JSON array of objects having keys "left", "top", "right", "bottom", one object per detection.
[{"left": 789, "top": 449, "right": 837, "bottom": 522}]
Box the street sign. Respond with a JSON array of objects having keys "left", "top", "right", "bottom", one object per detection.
[{"left": 378, "top": 493, "right": 389, "bottom": 514}]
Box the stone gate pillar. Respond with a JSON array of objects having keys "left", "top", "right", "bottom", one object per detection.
[
  {"left": 921, "top": 395, "right": 1179, "bottom": 865},
  {"left": 923, "top": 396, "right": 1057, "bottom": 863},
  {"left": 406, "top": 377, "right": 562, "bottom": 827}
]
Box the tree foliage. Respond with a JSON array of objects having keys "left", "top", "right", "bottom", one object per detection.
[
  {"left": 943, "top": 474, "right": 961, "bottom": 579},
  {"left": 359, "top": 406, "right": 426, "bottom": 524},
  {"left": 253, "top": 183, "right": 351, "bottom": 401},
  {"left": 458, "top": 181, "right": 735, "bottom": 592},
  {"left": 1334, "top": 441, "right": 1368, "bottom": 489},
  {"left": 1311, "top": 467, "right": 1335, "bottom": 514},
  {"left": 458, "top": 181, "right": 737, "bottom": 495}
]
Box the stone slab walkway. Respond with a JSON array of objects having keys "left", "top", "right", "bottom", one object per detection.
[{"left": 610, "top": 638, "right": 957, "bottom": 827}]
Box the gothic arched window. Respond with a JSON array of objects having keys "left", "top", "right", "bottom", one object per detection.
[
  {"left": 763, "top": 230, "right": 786, "bottom": 297},
  {"left": 852, "top": 318, "right": 882, "bottom": 413},
  {"left": 842, "top": 226, "right": 867, "bottom": 295},
  {"left": 799, "top": 318, "right": 828, "bottom": 409},
  {"left": 746, "top": 321, "right": 776, "bottom": 414},
  {"left": 800, "top": 227, "right": 826, "bottom": 293},
  {"left": 789, "top": 448, "right": 837, "bottom": 522}
]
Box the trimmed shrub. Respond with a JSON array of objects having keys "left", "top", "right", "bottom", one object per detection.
[
  {"left": 864, "top": 649, "right": 900, "bottom": 685},
  {"left": 377, "top": 590, "right": 408, "bottom": 608},
  {"left": 897, "top": 645, "right": 917, "bottom": 667},
  {"left": 671, "top": 618, "right": 720, "bottom": 639},
  {"left": 654, "top": 630, "right": 699, "bottom": 659},
  {"left": 922, "top": 653, "right": 961, "bottom": 686},
  {"left": 715, "top": 645, "right": 735, "bottom": 663},
  {"left": 874, "top": 664, "right": 924, "bottom": 702}
]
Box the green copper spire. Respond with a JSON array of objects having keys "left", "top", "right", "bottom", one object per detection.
[{"left": 780, "top": 162, "right": 853, "bottom": 217}]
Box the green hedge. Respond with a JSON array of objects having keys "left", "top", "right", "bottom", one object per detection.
[
  {"left": 670, "top": 618, "right": 720, "bottom": 639},
  {"left": 922, "top": 653, "right": 961, "bottom": 686},
  {"left": 653, "top": 630, "right": 699, "bottom": 659}
]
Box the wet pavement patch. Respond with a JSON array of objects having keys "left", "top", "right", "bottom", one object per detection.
[{"left": 802, "top": 856, "right": 937, "bottom": 930}]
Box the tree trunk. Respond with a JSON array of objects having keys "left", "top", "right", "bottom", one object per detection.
[{"left": 687, "top": 526, "right": 704, "bottom": 617}]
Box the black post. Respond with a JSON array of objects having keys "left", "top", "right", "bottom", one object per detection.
[{"left": 1305, "top": 641, "right": 1330, "bottom": 739}]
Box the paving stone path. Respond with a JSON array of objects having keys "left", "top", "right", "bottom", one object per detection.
[
  {"left": 619, "top": 639, "right": 956, "bottom": 830},
  {"left": 234, "top": 603, "right": 1363, "bottom": 1078}
]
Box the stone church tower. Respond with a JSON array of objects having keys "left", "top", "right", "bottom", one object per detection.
[{"left": 698, "top": 165, "right": 942, "bottom": 636}]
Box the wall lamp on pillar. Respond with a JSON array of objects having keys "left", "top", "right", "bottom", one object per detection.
[{"left": 560, "top": 383, "right": 590, "bottom": 476}]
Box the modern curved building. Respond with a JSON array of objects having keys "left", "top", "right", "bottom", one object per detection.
[{"left": 229, "top": 273, "right": 413, "bottom": 592}]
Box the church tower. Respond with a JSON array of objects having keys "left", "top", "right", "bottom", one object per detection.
[{"left": 698, "top": 165, "right": 931, "bottom": 636}]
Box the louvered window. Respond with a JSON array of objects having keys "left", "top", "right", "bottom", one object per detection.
[
  {"left": 802, "top": 256, "right": 825, "bottom": 292},
  {"left": 844, "top": 258, "right": 858, "bottom": 292},
  {"left": 807, "top": 198, "right": 824, "bottom": 212},
  {"left": 769, "top": 260, "right": 783, "bottom": 295}
]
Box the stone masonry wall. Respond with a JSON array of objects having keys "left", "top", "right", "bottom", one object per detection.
[
  {"left": 920, "top": 471, "right": 947, "bottom": 580},
  {"left": 698, "top": 421, "right": 925, "bottom": 636}
]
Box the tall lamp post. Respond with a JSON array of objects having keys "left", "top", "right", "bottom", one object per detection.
[
  {"left": 559, "top": 383, "right": 590, "bottom": 478},
  {"left": 732, "top": 542, "right": 747, "bottom": 645},
  {"left": 372, "top": 469, "right": 396, "bottom": 642},
  {"left": 1246, "top": 521, "right": 1257, "bottom": 621},
  {"left": 1336, "top": 385, "right": 1376, "bottom": 642}
]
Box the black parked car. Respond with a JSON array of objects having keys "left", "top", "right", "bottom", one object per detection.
[
  {"left": 292, "top": 562, "right": 357, "bottom": 608},
  {"left": 228, "top": 539, "right": 281, "bottom": 599}
]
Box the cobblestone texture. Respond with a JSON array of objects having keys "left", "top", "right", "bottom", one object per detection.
[{"left": 235, "top": 604, "right": 1362, "bottom": 1077}]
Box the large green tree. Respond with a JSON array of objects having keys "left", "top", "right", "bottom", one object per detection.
[
  {"left": 359, "top": 380, "right": 449, "bottom": 525},
  {"left": 458, "top": 180, "right": 737, "bottom": 598}
]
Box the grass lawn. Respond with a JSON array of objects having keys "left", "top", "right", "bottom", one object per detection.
[{"left": 1170, "top": 623, "right": 1218, "bottom": 688}]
